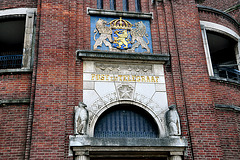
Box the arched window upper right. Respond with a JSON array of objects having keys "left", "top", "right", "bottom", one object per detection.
[{"left": 201, "top": 21, "right": 240, "bottom": 83}]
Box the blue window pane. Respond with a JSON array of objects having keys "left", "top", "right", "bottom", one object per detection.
[
  {"left": 123, "top": 0, "right": 129, "bottom": 11},
  {"left": 135, "top": 0, "right": 141, "bottom": 12},
  {"left": 97, "top": 0, "right": 103, "bottom": 9},
  {"left": 110, "top": 0, "right": 116, "bottom": 10}
]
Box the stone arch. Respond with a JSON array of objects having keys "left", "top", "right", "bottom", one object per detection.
[{"left": 88, "top": 100, "right": 167, "bottom": 137}]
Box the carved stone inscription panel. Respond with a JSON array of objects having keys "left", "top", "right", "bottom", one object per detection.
[{"left": 83, "top": 61, "right": 168, "bottom": 136}]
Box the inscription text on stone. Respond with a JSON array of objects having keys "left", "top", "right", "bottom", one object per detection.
[{"left": 91, "top": 74, "right": 160, "bottom": 83}]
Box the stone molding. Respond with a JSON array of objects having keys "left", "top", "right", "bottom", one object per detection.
[
  {"left": 95, "top": 62, "right": 153, "bottom": 74},
  {"left": 70, "top": 136, "right": 187, "bottom": 157},
  {"left": 210, "top": 76, "right": 240, "bottom": 86},
  {"left": 0, "top": 68, "right": 33, "bottom": 74},
  {"left": 0, "top": 98, "right": 30, "bottom": 105},
  {"left": 88, "top": 98, "right": 167, "bottom": 137},
  {"left": 70, "top": 136, "right": 187, "bottom": 148},
  {"left": 77, "top": 50, "right": 170, "bottom": 63},
  {"left": 215, "top": 104, "right": 240, "bottom": 112},
  {"left": 87, "top": 8, "right": 153, "bottom": 19}
]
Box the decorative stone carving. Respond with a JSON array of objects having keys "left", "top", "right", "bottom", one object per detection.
[
  {"left": 165, "top": 105, "right": 181, "bottom": 136},
  {"left": 129, "top": 21, "right": 150, "bottom": 53},
  {"left": 74, "top": 102, "right": 89, "bottom": 135},
  {"left": 95, "top": 62, "right": 152, "bottom": 74},
  {"left": 93, "top": 19, "right": 113, "bottom": 51},
  {"left": 118, "top": 84, "right": 134, "bottom": 99}
]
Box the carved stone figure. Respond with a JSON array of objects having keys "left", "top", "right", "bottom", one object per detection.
[
  {"left": 74, "top": 102, "right": 89, "bottom": 135},
  {"left": 130, "top": 21, "right": 150, "bottom": 53},
  {"left": 165, "top": 105, "right": 181, "bottom": 136},
  {"left": 93, "top": 19, "right": 113, "bottom": 51}
]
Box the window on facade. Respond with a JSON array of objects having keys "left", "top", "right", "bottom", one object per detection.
[
  {"left": 0, "top": 9, "right": 36, "bottom": 71},
  {"left": 135, "top": 0, "right": 141, "bottom": 12},
  {"left": 123, "top": 0, "right": 129, "bottom": 11},
  {"left": 94, "top": 104, "right": 159, "bottom": 138},
  {"left": 110, "top": 0, "right": 116, "bottom": 10},
  {"left": 97, "top": 0, "right": 103, "bottom": 9},
  {"left": 0, "top": 17, "right": 25, "bottom": 69},
  {"left": 206, "top": 31, "right": 240, "bottom": 82}
]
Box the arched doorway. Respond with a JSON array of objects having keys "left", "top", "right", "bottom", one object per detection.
[{"left": 94, "top": 104, "right": 159, "bottom": 138}]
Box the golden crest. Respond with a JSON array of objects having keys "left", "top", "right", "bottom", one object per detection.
[
  {"left": 110, "top": 17, "right": 132, "bottom": 50},
  {"left": 93, "top": 17, "right": 150, "bottom": 53}
]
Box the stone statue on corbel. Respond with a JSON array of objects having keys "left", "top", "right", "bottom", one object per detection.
[
  {"left": 74, "top": 102, "right": 89, "bottom": 136},
  {"left": 165, "top": 105, "right": 181, "bottom": 136}
]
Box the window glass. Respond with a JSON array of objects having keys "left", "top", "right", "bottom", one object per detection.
[
  {"left": 206, "top": 31, "right": 239, "bottom": 81},
  {"left": 0, "top": 18, "right": 25, "bottom": 69},
  {"left": 94, "top": 104, "right": 159, "bottom": 138}
]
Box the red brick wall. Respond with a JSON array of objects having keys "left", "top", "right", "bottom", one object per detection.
[
  {"left": 0, "top": 74, "right": 32, "bottom": 100},
  {"left": 199, "top": 0, "right": 238, "bottom": 11},
  {"left": 229, "top": 9, "right": 240, "bottom": 24},
  {"left": 216, "top": 109, "right": 240, "bottom": 160},
  {"left": 197, "top": 0, "right": 240, "bottom": 23},
  {"left": 30, "top": 0, "right": 73, "bottom": 159},
  {"left": 0, "top": 105, "right": 29, "bottom": 160},
  {"left": 211, "top": 81, "right": 240, "bottom": 107},
  {"left": 0, "top": 0, "right": 37, "bottom": 9},
  {"left": 166, "top": 0, "right": 224, "bottom": 159},
  {"left": 198, "top": 10, "right": 239, "bottom": 35}
]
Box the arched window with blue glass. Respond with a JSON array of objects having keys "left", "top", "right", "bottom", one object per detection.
[{"left": 94, "top": 104, "right": 159, "bottom": 138}]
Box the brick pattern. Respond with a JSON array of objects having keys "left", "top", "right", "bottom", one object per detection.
[
  {"left": 211, "top": 81, "right": 240, "bottom": 107},
  {"left": 0, "top": 74, "right": 32, "bottom": 100},
  {"left": 216, "top": 109, "right": 240, "bottom": 160},
  {"left": 198, "top": 0, "right": 240, "bottom": 23},
  {"left": 0, "top": 0, "right": 37, "bottom": 9},
  {"left": 199, "top": 0, "right": 239, "bottom": 12},
  {"left": 199, "top": 10, "right": 239, "bottom": 34},
  {"left": 0, "top": 105, "right": 29, "bottom": 160},
  {"left": 166, "top": 0, "right": 224, "bottom": 159}
]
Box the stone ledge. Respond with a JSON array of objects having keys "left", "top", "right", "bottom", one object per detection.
[
  {"left": 76, "top": 50, "right": 170, "bottom": 64},
  {"left": 0, "top": 68, "right": 33, "bottom": 74},
  {"left": 0, "top": 98, "right": 30, "bottom": 105},
  {"left": 215, "top": 104, "right": 240, "bottom": 112},
  {"left": 69, "top": 136, "right": 187, "bottom": 147},
  {"left": 87, "top": 8, "right": 153, "bottom": 19},
  {"left": 210, "top": 76, "right": 240, "bottom": 86}
]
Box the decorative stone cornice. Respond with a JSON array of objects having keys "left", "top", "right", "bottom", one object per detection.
[
  {"left": 76, "top": 50, "right": 170, "bottom": 64},
  {"left": 70, "top": 136, "right": 187, "bottom": 147},
  {"left": 69, "top": 136, "right": 188, "bottom": 156},
  {"left": 87, "top": 8, "right": 153, "bottom": 19}
]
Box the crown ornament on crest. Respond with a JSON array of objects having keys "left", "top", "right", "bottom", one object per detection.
[{"left": 110, "top": 17, "right": 132, "bottom": 30}]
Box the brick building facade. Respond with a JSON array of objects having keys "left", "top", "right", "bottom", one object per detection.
[{"left": 0, "top": 0, "right": 239, "bottom": 160}]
